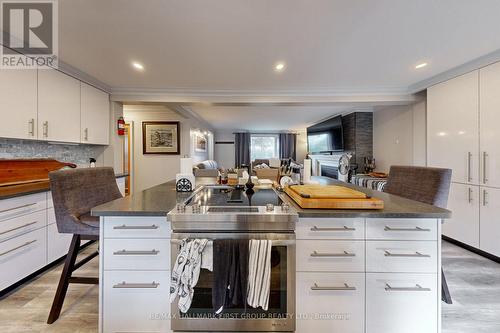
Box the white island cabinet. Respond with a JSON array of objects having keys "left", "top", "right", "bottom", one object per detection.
[{"left": 98, "top": 215, "right": 442, "bottom": 333}]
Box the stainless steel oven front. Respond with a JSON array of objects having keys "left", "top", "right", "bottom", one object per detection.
[{"left": 170, "top": 232, "right": 296, "bottom": 332}]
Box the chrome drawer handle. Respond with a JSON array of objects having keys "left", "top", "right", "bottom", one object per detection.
[
  {"left": 0, "top": 203, "right": 37, "bottom": 214},
  {"left": 113, "top": 281, "right": 159, "bottom": 289},
  {"left": 113, "top": 249, "right": 160, "bottom": 256},
  {"left": 311, "top": 250, "right": 355, "bottom": 257},
  {"left": 311, "top": 226, "right": 356, "bottom": 232},
  {"left": 113, "top": 224, "right": 159, "bottom": 230},
  {"left": 311, "top": 283, "right": 356, "bottom": 291},
  {"left": 384, "top": 250, "right": 430, "bottom": 258},
  {"left": 385, "top": 283, "right": 431, "bottom": 292},
  {"left": 384, "top": 226, "right": 430, "bottom": 232},
  {"left": 0, "top": 221, "right": 38, "bottom": 235},
  {"left": 0, "top": 239, "right": 37, "bottom": 257}
]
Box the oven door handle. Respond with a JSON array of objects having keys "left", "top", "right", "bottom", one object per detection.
[{"left": 170, "top": 239, "right": 295, "bottom": 246}]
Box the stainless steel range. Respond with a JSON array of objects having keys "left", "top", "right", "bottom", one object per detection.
[{"left": 167, "top": 185, "right": 298, "bottom": 332}]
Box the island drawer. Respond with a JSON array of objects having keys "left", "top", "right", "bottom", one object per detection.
[
  {"left": 103, "top": 270, "right": 170, "bottom": 333},
  {"left": 0, "top": 227, "right": 46, "bottom": 291},
  {"left": 366, "top": 219, "right": 438, "bottom": 241},
  {"left": 297, "top": 218, "right": 365, "bottom": 240},
  {"left": 0, "top": 192, "right": 47, "bottom": 222},
  {"left": 296, "top": 272, "right": 365, "bottom": 333},
  {"left": 366, "top": 273, "right": 438, "bottom": 333},
  {"left": 297, "top": 240, "right": 365, "bottom": 272},
  {"left": 104, "top": 238, "right": 171, "bottom": 270},
  {"left": 0, "top": 210, "right": 46, "bottom": 242},
  {"left": 366, "top": 241, "right": 438, "bottom": 273},
  {"left": 103, "top": 216, "right": 171, "bottom": 239}
]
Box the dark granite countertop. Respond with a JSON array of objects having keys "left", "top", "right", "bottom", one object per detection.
[
  {"left": 92, "top": 176, "right": 451, "bottom": 219},
  {"left": 0, "top": 173, "right": 129, "bottom": 200}
]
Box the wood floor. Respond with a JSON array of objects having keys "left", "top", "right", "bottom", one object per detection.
[
  {"left": 0, "top": 244, "right": 98, "bottom": 333},
  {"left": 0, "top": 241, "right": 499, "bottom": 332}
]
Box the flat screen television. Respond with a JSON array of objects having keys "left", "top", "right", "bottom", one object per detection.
[{"left": 307, "top": 115, "right": 344, "bottom": 153}]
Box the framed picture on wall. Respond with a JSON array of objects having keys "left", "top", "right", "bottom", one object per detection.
[
  {"left": 194, "top": 132, "right": 207, "bottom": 152},
  {"left": 142, "top": 121, "right": 180, "bottom": 155}
]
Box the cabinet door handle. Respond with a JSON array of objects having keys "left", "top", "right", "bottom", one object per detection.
[
  {"left": 468, "top": 187, "right": 473, "bottom": 204},
  {"left": 0, "top": 203, "right": 37, "bottom": 214},
  {"left": 467, "top": 152, "right": 473, "bottom": 182},
  {"left": 310, "top": 250, "right": 355, "bottom": 257},
  {"left": 113, "top": 249, "right": 159, "bottom": 256},
  {"left": 384, "top": 226, "right": 430, "bottom": 232},
  {"left": 384, "top": 250, "right": 430, "bottom": 258},
  {"left": 113, "top": 281, "right": 159, "bottom": 289},
  {"left": 113, "top": 224, "right": 159, "bottom": 230},
  {"left": 43, "top": 121, "right": 49, "bottom": 137},
  {"left": 0, "top": 239, "right": 37, "bottom": 257},
  {"left": 28, "top": 118, "right": 35, "bottom": 136},
  {"left": 311, "top": 283, "right": 356, "bottom": 291},
  {"left": 310, "top": 225, "right": 356, "bottom": 232},
  {"left": 483, "top": 152, "right": 488, "bottom": 184},
  {"left": 385, "top": 283, "right": 431, "bottom": 292},
  {"left": 84, "top": 128, "right": 89, "bottom": 141},
  {"left": 483, "top": 189, "right": 488, "bottom": 206},
  {"left": 0, "top": 221, "right": 38, "bottom": 235}
]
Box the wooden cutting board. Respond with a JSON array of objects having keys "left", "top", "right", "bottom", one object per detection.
[
  {"left": 285, "top": 185, "right": 384, "bottom": 210},
  {"left": 289, "top": 184, "right": 367, "bottom": 199},
  {"left": 0, "top": 159, "right": 77, "bottom": 186}
]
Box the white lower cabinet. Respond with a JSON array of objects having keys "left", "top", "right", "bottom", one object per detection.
[
  {"left": 366, "top": 241, "right": 438, "bottom": 273},
  {"left": 0, "top": 227, "right": 47, "bottom": 290},
  {"left": 296, "top": 272, "right": 365, "bottom": 333},
  {"left": 103, "top": 270, "right": 171, "bottom": 333},
  {"left": 296, "top": 240, "right": 364, "bottom": 272},
  {"left": 366, "top": 273, "right": 438, "bottom": 333},
  {"left": 443, "top": 183, "right": 480, "bottom": 247},
  {"left": 47, "top": 222, "right": 72, "bottom": 263},
  {"left": 479, "top": 186, "right": 500, "bottom": 257}
]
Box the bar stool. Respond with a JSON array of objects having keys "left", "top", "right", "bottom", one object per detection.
[
  {"left": 384, "top": 165, "right": 453, "bottom": 304},
  {"left": 47, "top": 167, "right": 122, "bottom": 324}
]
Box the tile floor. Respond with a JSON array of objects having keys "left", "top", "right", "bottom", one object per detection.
[{"left": 0, "top": 241, "right": 499, "bottom": 333}]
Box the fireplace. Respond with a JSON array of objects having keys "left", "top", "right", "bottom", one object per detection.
[{"left": 320, "top": 164, "right": 338, "bottom": 179}]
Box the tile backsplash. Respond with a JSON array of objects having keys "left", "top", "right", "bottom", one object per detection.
[{"left": 0, "top": 139, "right": 105, "bottom": 168}]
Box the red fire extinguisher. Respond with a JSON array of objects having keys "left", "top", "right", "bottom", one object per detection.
[{"left": 117, "top": 117, "right": 125, "bottom": 136}]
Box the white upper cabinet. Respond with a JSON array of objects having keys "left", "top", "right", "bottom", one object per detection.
[
  {"left": 427, "top": 71, "right": 479, "bottom": 184},
  {"left": 81, "top": 82, "right": 110, "bottom": 145},
  {"left": 37, "top": 69, "right": 81, "bottom": 143},
  {"left": 0, "top": 69, "right": 37, "bottom": 140},
  {"left": 479, "top": 62, "right": 500, "bottom": 188}
]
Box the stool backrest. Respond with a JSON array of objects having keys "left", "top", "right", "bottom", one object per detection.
[
  {"left": 384, "top": 166, "right": 452, "bottom": 209},
  {"left": 49, "top": 167, "right": 122, "bottom": 234}
]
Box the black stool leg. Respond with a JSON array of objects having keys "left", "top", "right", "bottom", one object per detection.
[
  {"left": 47, "top": 234, "right": 81, "bottom": 324},
  {"left": 441, "top": 268, "right": 452, "bottom": 304}
]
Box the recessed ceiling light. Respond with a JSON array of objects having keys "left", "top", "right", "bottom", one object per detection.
[
  {"left": 274, "top": 62, "right": 285, "bottom": 72},
  {"left": 132, "top": 62, "right": 144, "bottom": 71},
  {"left": 415, "top": 62, "right": 428, "bottom": 69}
]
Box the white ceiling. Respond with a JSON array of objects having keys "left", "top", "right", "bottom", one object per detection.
[
  {"left": 185, "top": 105, "right": 353, "bottom": 130},
  {"left": 58, "top": 0, "right": 500, "bottom": 130},
  {"left": 60, "top": 0, "right": 500, "bottom": 93}
]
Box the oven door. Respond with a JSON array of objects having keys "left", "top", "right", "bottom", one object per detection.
[{"left": 170, "top": 232, "right": 296, "bottom": 332}]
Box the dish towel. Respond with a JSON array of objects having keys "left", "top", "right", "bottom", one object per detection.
[
  {"left": 247, "top": 239, "right": 273, "bottom": 311},
  {"left": 170, "top": 239, "right": 209, "bottom": 313},
  {"left": 212, "top": 239, "right": 249, "bottom": 314}
]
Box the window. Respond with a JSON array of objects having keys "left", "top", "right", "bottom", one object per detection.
[{"left": 250, "top": 134, "right": 279, "bottom": 161}]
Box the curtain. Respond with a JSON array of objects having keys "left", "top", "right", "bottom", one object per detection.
[
  {"left": 234, "top": 132, "right": 251, "bottom": 167},
  {"left": 279, "top": 133, "right": 297, "bottom": 160}
]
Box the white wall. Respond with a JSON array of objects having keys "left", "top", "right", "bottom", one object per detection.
[
  {"left": 124, "top": 105, "right": 213, "bottom": 192},
  {"left": 373, "top": 100, "right": 426, "bottom": 172},
  {"left": 99, "top": 101, "right": 125, "bottom": 172},
  {"left": 214, "top": 130, "right": 235, "bottom": 169}
]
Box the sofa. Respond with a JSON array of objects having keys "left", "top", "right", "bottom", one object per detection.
[
  {"left": 193, "top": 160, "right": 220, "bottom": 177},
  {"left": 252, "top": 158, "right": 282, "bottom": 182}
]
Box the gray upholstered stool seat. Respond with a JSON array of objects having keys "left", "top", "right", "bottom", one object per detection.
[
  {"left": 47, "top": 167, "right": 122, "bottom": 324},
  {"left": 385, "top": 165, "right": 453, "bottom": 304}
]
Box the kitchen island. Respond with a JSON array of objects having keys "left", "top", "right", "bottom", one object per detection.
[{"left": 92, "top": 177, "right": 450, "bottom": 333}]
